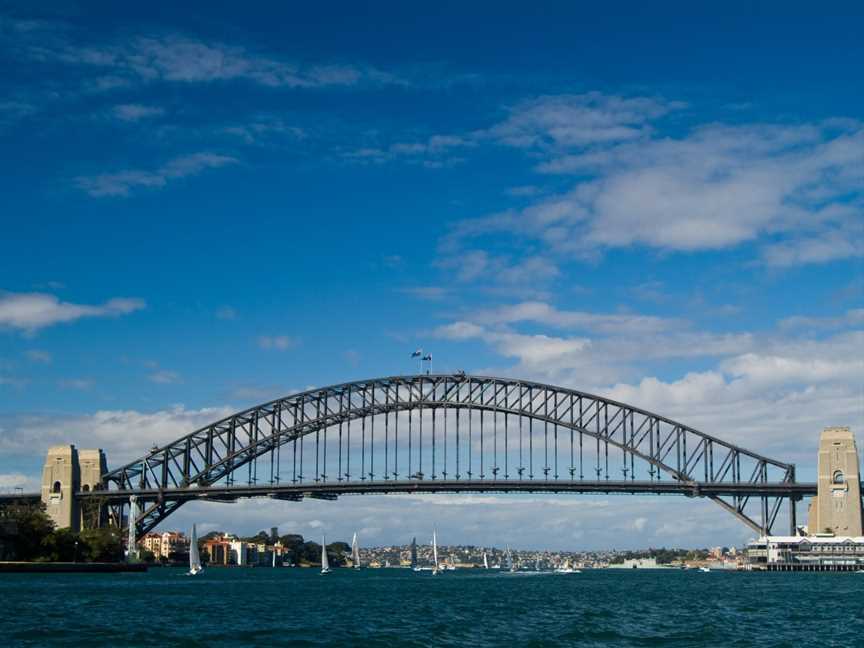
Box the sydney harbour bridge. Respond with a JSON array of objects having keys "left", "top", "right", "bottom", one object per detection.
[{"left": 6, "top": 374, "right": 825, "bottom": 540}]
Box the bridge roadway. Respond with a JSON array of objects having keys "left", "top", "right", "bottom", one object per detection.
[{"left": 61, "top": 478, "right": 822, "bottom": 504}]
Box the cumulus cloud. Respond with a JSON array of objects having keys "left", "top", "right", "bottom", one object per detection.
[
  {"left": 441, "top": 99, "right": 863, "bottom": 274},
  {"left": 434, "top": 302, "right": 755, "bottom": 385},
  {"left": 0, "top": 405, "right": 234, "bottom": 463},
  {"left": 75, "top": 152, "right": 237, "bottom": 197},
  {"left": 0, "top": 291, "right": 144, "bottom": 332}
]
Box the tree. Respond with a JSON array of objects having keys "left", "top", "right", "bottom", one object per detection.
[
  {"left": 2, "top": 503, "right": 55, "bottom": 561},
  {"left": 80, "top": 527, "right": 122, "bottom": 562},
  {"left": 40, "top": 528, "right": 80, "bottom": 562}
]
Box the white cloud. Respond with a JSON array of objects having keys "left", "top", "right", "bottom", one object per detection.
[
  {"left": 0, "top": 291, "right": 144, "bottom": 332},
  {"left": 25, "top": 349, "right": 52, "bottom": 364},
  {"left": 443, "top": 102, "right": 864, "bottom": 271},
  {"left": 58, "top": 378, "right": 93, "bottom": 390},
  {"left": 75, "top": 152, "right": 237, "bottom": 197},
  {"left": 490, "top": 92, "right": 683, "bottom": 148},
  {"left": 44, "top": 34, "right": 402, "bottom": 89},
  {"left": 257, "top": 335, "right": 297, "bottom": 351},
  {"left": 221, "top": 117, "right": 305, "bottom": 144},
  {"left": 0, "top": 472, "right": 39, "bottom": 492},
  {"left": 343, "top": 133, "right": 473, "bottom": 167},
  {"left": 469, "top": 301, "right": 682, "bottom": 335},
  {"left": 398, "top": 286, "right": 450, "bottom": 301},
  {"left": 780, "top": 308, "right": 864, "bottom": 331},
  {"left": 0, "top": 405, "right": 234, "bottom": 463},
  {"left": 111, "top": 103, "right": 165, "bottom": 122},
  {"left": 148, "top": 370, "right": 181, "bottom": 384}
]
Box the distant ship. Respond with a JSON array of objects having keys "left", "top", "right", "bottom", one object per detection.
[
  {"left": 320, "top": 535, "right": 331, "bottom": 575},
  {"left": 188, "top": 524, "right": 203, "bottom": 576},
  {"left": 351, "top": 532, "right": 361, "bottom": 569}
]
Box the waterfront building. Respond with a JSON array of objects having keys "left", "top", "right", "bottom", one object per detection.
[
  {"left": 608, "top": 557, "right": 661, "bottom": 569},
  {"left": 745, "top": 535, "right": 864, "bottom": 571}
]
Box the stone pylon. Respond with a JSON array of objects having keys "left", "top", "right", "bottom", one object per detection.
[
  {"left": 807, "top": 427, "right": 863, "bottom": 536},
  {"left": 41, "top": 445, "right": 108, "bottom": 531}
]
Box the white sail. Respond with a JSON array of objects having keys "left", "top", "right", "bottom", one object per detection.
[
  {"left": 351, "top": 532, "right": 360, "bottom": 569},
  {"left": 272, "top": 550, "right": 276, "bottom": 568},
  {"left": 188, "top": 524, "right": 202, "bottom": 575},
  {"left": 505, "top": 545, "right": 514, "bottom": 572},
  {"left": 432, "top": 529, "right": 439, "bottom": 574},
  {"left": 483, "top": 552, "right": 489, "bottom": 569},
  {"left": 320, "top": 535, "right": 330, "bottom": 574}
]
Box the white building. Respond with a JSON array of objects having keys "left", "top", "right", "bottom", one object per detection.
[{"left": 745, "top": 535, "right": 864, "bottom": 571}]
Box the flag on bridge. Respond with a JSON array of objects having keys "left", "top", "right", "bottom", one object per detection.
[
  {"left": 411, "top": 349, "right": 423, "bottom": 358},
  {"left": 422, "top": 354, "right": 432, "bottom": 361}
]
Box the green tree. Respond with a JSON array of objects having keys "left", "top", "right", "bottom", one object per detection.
[
  {"left": 41, "top": 528, "right": 80, "bottom": 562},
  {"left": 2, "top": 503, "right": 55, "bottom": 561},
  {"left": 80, "top": 527, "right": 122, "bottom": 562}
]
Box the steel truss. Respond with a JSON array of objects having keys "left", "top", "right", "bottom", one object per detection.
[{"left": 94, "top": 374, "right": 802, "bottom": 539}]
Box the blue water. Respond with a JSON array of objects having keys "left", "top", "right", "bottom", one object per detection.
[{"left": 2, "top": 568, "right": 863, "bottom": 647}]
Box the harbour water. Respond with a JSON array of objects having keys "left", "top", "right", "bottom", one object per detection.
[{"left": 2, "top": 568, "right": 862, "bottom": 647}]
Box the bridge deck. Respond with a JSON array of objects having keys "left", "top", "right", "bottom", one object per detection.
[{"left": 74, "top": 479, "right": 821, "bottom": 503}]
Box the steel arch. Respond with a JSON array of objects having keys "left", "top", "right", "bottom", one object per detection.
[{"left": 99, "top": 374, "right": 798, "bottom": 538}]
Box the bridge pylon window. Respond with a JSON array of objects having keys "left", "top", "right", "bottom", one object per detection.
[{"left": 832, "top": 470, "right": 845, "bottom": 485}]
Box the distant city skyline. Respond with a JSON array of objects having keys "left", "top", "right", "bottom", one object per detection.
[{"left": 1, "top": 1, "right": 862, "bottom": 549}]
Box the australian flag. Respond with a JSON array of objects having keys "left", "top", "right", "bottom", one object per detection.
[
  {"left": 411, "top": 349, "right": 423, "bottom": 358},
  {"left": 422, "top": 354, "right": 432, "bottom": 361}
]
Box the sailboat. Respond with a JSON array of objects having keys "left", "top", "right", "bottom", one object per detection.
[
  {"left": 554, "top": 559, "right": 580, "bottom": 574},
  {"left": 320, "top": 535, "right": 331, "bottom": 575},
  {"left": 272, "top": 550, "right": 276, "bottom": 568},
  {"left": 505, "top": 546, "right": 515, "bottom": 572},
  {"left": 483, "top": 552, "right": 489, "bottom": 569},
  {"left": 410, "top": 536, "right": 419, "bottom": 572},
  {"left": 351, "top": 532, "right": 361, "bottom": 569},
  {"left": 431, "top": 528, "right": 441, "bottom": 575},
  {"left": 188, "top": 524, "right": 203, "bottom": 576},
  {"left": 535, "top": 557, "right": 541, "bottom": 572}
]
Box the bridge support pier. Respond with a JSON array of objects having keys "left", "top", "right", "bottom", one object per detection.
[{"left": 40, "top": 445, "right": 108, "bottom": 532}]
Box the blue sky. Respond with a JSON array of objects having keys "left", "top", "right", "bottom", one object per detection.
[{"left": 1, "top": 1, "right": 862, "bottom": 549}]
